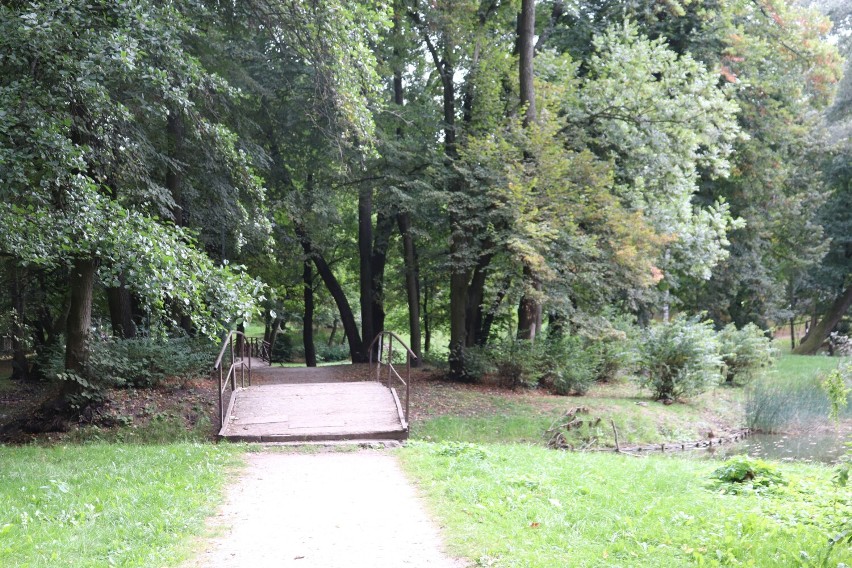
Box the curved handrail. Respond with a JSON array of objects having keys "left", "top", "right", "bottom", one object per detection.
[
  {"left": 213, "top": 330, "right": 253, "bottom": 433},
  {"left": 368, "top": 331, "right": 416, "bottom": 426}
]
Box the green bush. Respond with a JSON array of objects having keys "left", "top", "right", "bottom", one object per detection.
[
  {"left": 315, "top": 342, "right": 350, "bottom": 363},
  {"left": 718, "top": 323, "right": 776, "bottom": 384},
  {"left": 539, "top": 335, "right": 600, "bottom": 395},
  {"left": 636, "top": 315, "right": 722, "bottom": 400},
  {"left": 490, "top": 340, "right": 539, "bottom": 390},
  {"left": 460, "top": 345, "right": 497, "bottom": 383},
  {"left": 270, "top": 332, "right": 294, "bottom": 363},
  {"left": 86, "top": 337, "right": 217, "bottom": 388}
]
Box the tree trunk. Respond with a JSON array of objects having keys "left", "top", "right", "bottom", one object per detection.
[
  {"left": 370, "top": 212, "right": 394, "bottom": 343},
  {"left": 106, "top": 275, "right": 136, "bottom": 339},
  {"left": 423, "top": 277, "right": 431, "bottom": 353},
  {"left": 302, "top": 259, "right": 317, "bottom": 367},
  {"left": 518, "top": 0, "right": 537, "bottom": 128},
  {"left": 789, "top": 317, "right": 796, "bottom": 351},
  {"left": 8, "top": 260, "right": 29, "bottom": 380},
  {"left": 358, "top": 184, "right": 375, "bottom": 353},
  {"left": 296, "top": 224, "right": 365, "bottom": 362},
  {"left": 398, "top": 213, "right": 422, "bottom": 365},
  {"left": 517, "top": 266, "right": 540, "bottom": 340},
  {"left": 62, "top": 258, "right": 96, "bottom": 400},
  {"left": 466, "top": 253, "right": 494, "bottom": 347},
  {"left": 793, "top": 285, "right": 852, "bottom": 355},
  {"left": 328, "top": 318, "right": 338, "bottom": 347},
  {"left": 391, "top": 10, "right": 420, "bottom": 365},
  {"left": 479, "top": 275, "right": 512, "bottom": 346},
  {"left": 449, "top": 267, "right": 470, "bottom": 379},
  {"left": 515, "top": 0, "right": 541, "bottom": 339}
]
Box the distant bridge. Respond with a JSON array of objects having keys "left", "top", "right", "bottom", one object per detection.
[{"left": 213, "top": 332, "right": 413, "bottom": 443}]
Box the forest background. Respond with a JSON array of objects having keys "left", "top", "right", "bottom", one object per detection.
[{"left": 0, "top": 0, "right": 851, "bottom": 410}]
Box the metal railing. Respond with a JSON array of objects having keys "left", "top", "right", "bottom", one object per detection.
[
  {"left": 247, "top": 336, "right": 271, "bottom": 364},
  {"left": 368, "top": 331, "right": 416, "bottom": 426},
  {"left": 213, "top": 330, "right": 252, "bottom": 429}
]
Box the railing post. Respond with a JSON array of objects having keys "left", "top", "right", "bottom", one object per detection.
[
  {"left": 218, "top": 366, "right": 223, "bottom": 426},
  {"left": 387, "top": 340, "right": 393, "bottom": 389},
  {"left": 230, "top": 335, "right": 236, "bottom": 392},
  {"left": 405, "top": 353, "right": 411, "bottom": 423},
  {"left": 240, "top": 338, "right": 245, "bottom": 388}
]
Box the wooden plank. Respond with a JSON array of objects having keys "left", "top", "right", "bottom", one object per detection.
[{"left": 219, "top": 377, "right": 408, "bottom": 443}]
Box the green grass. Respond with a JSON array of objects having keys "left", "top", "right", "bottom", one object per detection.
[
  {"left": 400, "top": 442, "right": 852, "bottom": 567},
  {"left": 242, "top": 323, "right": 265, "bottom": 338},
  {"left": 0, "top": 442, "right": 243, "bottom": 567},
  {"left": 771, "top": 353, "right": 845, "bottom": 381},
  {"left": 413, "top": 382, "right": 745, "bottom": 448}
]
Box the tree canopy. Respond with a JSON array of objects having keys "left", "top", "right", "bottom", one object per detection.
[{"left": 0, "top": 0, "right": 847, "bottom": 395}]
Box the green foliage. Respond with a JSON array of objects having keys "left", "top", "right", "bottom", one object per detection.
[
  {"left": 820, "top": 364, "right": 851, "bottom": 421},
  {"left": 432, "top": 441, "right": 489, "bottom": 461},
  {"left": 718, "top": 323, "right": 777, "bottom": 384},
  {"left": 636, "top": 315, "right": 723, "bottom": 400},
  {"left": 539, "top": 336, "right": 600, "bottom": 396},
  {"left": 489, "top": 340, "right": 539, "bottom": 390},
  {"left": 315, "top": 342, "right": 350, "bottom": 363},
  {"left": 270, "top": 332, "right": 295, "bottom": 363},
  {"left": 85, "top": 338, "right": 217, "bottom": 389},
  {"left": 42, "top": 337, "right": 216, "bottom": 407},
  {"left": 710, "top": 456, "right": 787, "bottom": 494},
  {"left": 577, "top": 21, "right": 743, "bottom": 282},
  {"left": 463, "top": 331, "right": 632, "bottom": 395}
]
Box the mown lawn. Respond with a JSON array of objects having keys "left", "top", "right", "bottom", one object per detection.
[
  {"left": 400, "top": 442, "right": 851, "bottom": 567},
  {"left": 0, "top": 443, "right": 242, "bottom": 567}
]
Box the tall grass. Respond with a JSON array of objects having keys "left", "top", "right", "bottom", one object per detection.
[{"left": 746, "top": 354, "right": 851, "bottom": 432}]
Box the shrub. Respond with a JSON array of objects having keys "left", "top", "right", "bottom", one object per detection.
[
  {"left": 460, "top": 345, "right": 497, "bottom": 383},
  {"left": 821, "top": 363, "right": 851, "bottom": 421},
  {"left": 539, "top": 335, "right": 600, "bottom": 395},
  {"left": 86, "top": 337, "right": 217, "bottom": 388},
  {"left": 270, "top": 332, "right": 294, "bottom": 363},
  {"left": 636, "top": 315, "right": 722, "bottom": 400},
  {"left": 489, "top": 340, "right": 539, "bottom": 389},
  {"left": 718, "top": 323, "right": 776, "bottom": 384},
  {"left": 315, "top": 342, "right": 350, "bottom": 363}
]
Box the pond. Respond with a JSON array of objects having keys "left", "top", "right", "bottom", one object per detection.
[{"left": 708, "top": 430, "right": 850, "bottom": 464}]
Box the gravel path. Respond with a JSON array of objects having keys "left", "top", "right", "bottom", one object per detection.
[{"left": 183, "top": 451, "right": 468, "bottom": 568}]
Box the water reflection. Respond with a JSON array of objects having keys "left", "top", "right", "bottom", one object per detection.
[{"left": 709, "top": 431, "right": 850, "bottom": 464}]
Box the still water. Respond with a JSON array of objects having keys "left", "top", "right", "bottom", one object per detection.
[{"left": 709, "top": 430, "right": 850, "bottom": 464}]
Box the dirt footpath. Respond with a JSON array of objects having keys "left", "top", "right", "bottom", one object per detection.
[{"left": 183, "top": 451, "right": 468, "bottom": 568}]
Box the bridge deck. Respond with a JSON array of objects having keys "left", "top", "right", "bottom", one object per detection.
[{"left": 218, "top": 365, "right": 408, "bottom": 443}]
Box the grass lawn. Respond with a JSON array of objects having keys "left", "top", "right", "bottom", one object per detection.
[
  {"left": 400, "top": 442, "right": 851, "bottom": 567},
  {"left": 769, "top": 353, "right": 845, "bottom": 382},
  {"left": 0, "top": 443, "right": 242, "bottom": 567},
  {"left": 412, "top": 379, "right": 745, "bottom": 448}
]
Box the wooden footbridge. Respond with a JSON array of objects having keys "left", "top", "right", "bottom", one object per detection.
[{"left": 213, "top": 332, "right": 413, "bottom": 443}]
